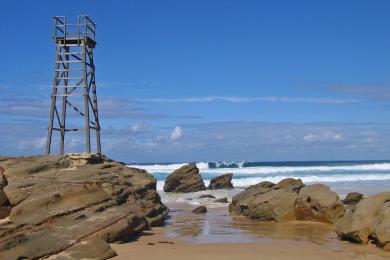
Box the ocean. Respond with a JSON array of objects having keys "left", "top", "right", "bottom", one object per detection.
[{"left": 127, "top": 160, "right": 390, "bottom": 206}]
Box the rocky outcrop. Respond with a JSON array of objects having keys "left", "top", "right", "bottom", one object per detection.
[
  {"left": 294, "top": 184, "right": 344, "bottom": 224},
  {"left": 229, "top": 179, "right": 304, "bottom": 222},
  {"left": 207, "top": 173, "right": 234, "bottom": 190},
  {"left": 192, "top": 205, "right": 207, "bottom": 214},
  {"left": 336, "top": 192, "right": 390, "bottom": 251},
  {"left": 230, "top": 179, "right": 345, "bottom": 224},
  {"left": 342, "top": 192, "right": 364, "bottom": 205},
  {"left": 0, "top": 154, "right": 167, "bottom": 259},
  {"left": 163, "top": 163, "right": 206, "bottom": 193}
]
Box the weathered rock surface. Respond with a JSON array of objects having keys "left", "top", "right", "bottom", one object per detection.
[
  {"left": 192, "top": 205, "right": 207, "bottom": 214},
  {"left": 342, "top": 192, "right": 364, "bottom": 205},
  {"left": 230, "top": 179, "right": 346, "bottom": 225},
  {"left": 294, "top": 184, "right": 345, "bottom": 224},
  {"left": 214, "top": 197, "right": 228, "bottom": 203},
  {"left": 163, "top": 163, "right": 206, "bottom": 193},
  {"left": 198, "top": 194, "right": 216, "bottom": 199},
  {"left": 336, "top": 192, "right": 390, "bottom": 251},
  {"left": 0, "top": 154, "right": 167, "bottom": 259},
  {"left": 229, "top": 179, "right": 304, "bottom": 222},
  {"left": 207, "top": 173, "right": 234, "bottom": 190}
]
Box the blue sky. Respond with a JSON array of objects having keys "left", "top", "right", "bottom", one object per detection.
[{"left": 1, "top": 0, "right": 390, "bottom": 162}]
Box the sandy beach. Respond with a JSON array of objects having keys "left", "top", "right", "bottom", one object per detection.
[{"left": 111, "top": 203, "right": 390, "bottom": 260}]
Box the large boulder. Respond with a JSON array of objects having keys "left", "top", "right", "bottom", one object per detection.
[
  {"left": 229, "top": 178, "right": 304, "bottom": 222},
  {"left": 207, "top": 173, "right": 234, "bottom": 190},
  {"left": 0, "top": 154, "right": 167, "bottom": 259},
  {"left": 336, "top": 192, "right": 390, "bottom": 251},
  {"left": 229, "top": 179, "right": 346, "bottom": 225},
  {"left": 294, "top": 184, "right": 345, "bottom": 224},
  {"left": 163, "top": 163, "right": 206, "bottom": 193}
]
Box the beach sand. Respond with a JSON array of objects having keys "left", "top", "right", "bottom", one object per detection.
[{"left": 111, "top": 203, "right": 390, "bottom": 260}]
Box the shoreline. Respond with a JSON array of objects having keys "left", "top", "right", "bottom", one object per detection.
[{"left": 111, "top": 202, "right": 390, "bottom": 260}]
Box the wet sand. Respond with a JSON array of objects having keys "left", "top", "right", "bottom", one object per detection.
[{"left": 111, "top": 203, "right": 390, "bottom": 260}]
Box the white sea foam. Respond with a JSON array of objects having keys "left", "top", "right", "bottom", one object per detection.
[
  {"left": 156, "top": 173, "right": 390, "bottom": 191},
  {"left": 128, "top": 162, "right": 210, "bottom": 173},
  {"left": 129, "top": 162, "right": 390, "bottom": 175}
]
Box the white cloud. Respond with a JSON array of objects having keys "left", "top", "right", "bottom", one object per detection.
[
  {"left": 303, "top": 134, "right": 317, "bottom": 142},
  {"left": 303, "top": 132, "right": 343, "bottom": 143},
  {"left": 17, "top": 137, "right": 47, "bottom": 150},
  {"left": 139, "top": 96, "right": 361, "bottom": 104},
  {"left": 130, "top": 122, "right": 148, "bottom": 133},
  {"left": 171, "top": 126, "right": 182, "bottom": 141}
]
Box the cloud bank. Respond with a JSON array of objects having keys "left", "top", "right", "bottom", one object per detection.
[{"left": 139, "top": 96, "right": 362, "bottom": 104}]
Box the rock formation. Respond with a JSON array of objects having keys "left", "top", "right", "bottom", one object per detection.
[
  {"left": 230, "top": 179, "right": 345, "bottom": 224},
  {"left": 0, "top": 154, "right": 167, "bottom": 259},
  {"left": 163, "top": 163, "right": 206, "bottom": 193},
  {"left": 192, "top": 205, "right": 207, "bottom": 214},
  {"left": 294, "top": 184, "right": 344, "bottom": 224},
  {"left": 214, "top": 198, "right": 228, "bottom": 203},
  {"left": 336, "top": 192, "right": 390, "bottom": 251},
  {"left": 207, "top": 173, "right": 234, "bottom": 190},
  {"left": 229, "top": 178, "right": 304, "bottom": 222},
  {"left": 342, "top": 192, "right": 364, "bottom": 205}
]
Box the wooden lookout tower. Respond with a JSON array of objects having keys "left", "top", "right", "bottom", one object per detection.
[{"left": 45, "top": 16, "right": 101, "bottom": 155}]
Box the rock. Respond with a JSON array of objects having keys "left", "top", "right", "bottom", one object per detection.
[
  {"left": 342, "top": 192, "right": 364, "bottom": 205},
  {"left": 336, "top": 192, "right": 390, "bottom": 251},
  {"left": 47, "top": 239, "right": 117, "bottom": 260},
  {"left": 248, "top": 181, "right": 275, "bottom": 189},
  {"left": 192, "top": 205, "right": 207, "bottom": 214},
  {"left": 0, "top": 206, "right": 10, "bottom": 219},
  {"left": 230, "top": 179, "right": 346, "bottom": 224},
  {"left": 0, "top": 166, "right": 7, "bottom": 188},
  {"left": 0, "top": 189, "right": 8, "bottom": 206},
  {"left": 207, "top": 173, "right": 233, "bottom": 190},
  {"left": 214, "top": 198, "right": 228, "bottom": 203},
  {"left": 229, "top": 178, "right": 304, "bottom": 221},
  {"left": 198, "top": 194, "right": 216, "bottom": 199},
  {"left": 0, "top": 189, "right": 10, "bottom": 219},
  {"left": 163, "top": 163, "right": 206, "bottom": 193},
  {"left": 0, "top": 154, "right": 167, "bottom": 259},
  {"left": 273, "top": 178, "right": 304, "bottom": 191},
  {"left": 294, "top": 184, "right": 345, "bottom": 224}
]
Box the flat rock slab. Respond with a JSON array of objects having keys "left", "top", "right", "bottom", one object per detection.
[{"left": 0, "top": 154, "right": 167, "bottom": 259}]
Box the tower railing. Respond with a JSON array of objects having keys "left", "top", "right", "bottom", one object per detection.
[{"left": 53, "top": 15, "right": 96, "bottom": 44}]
